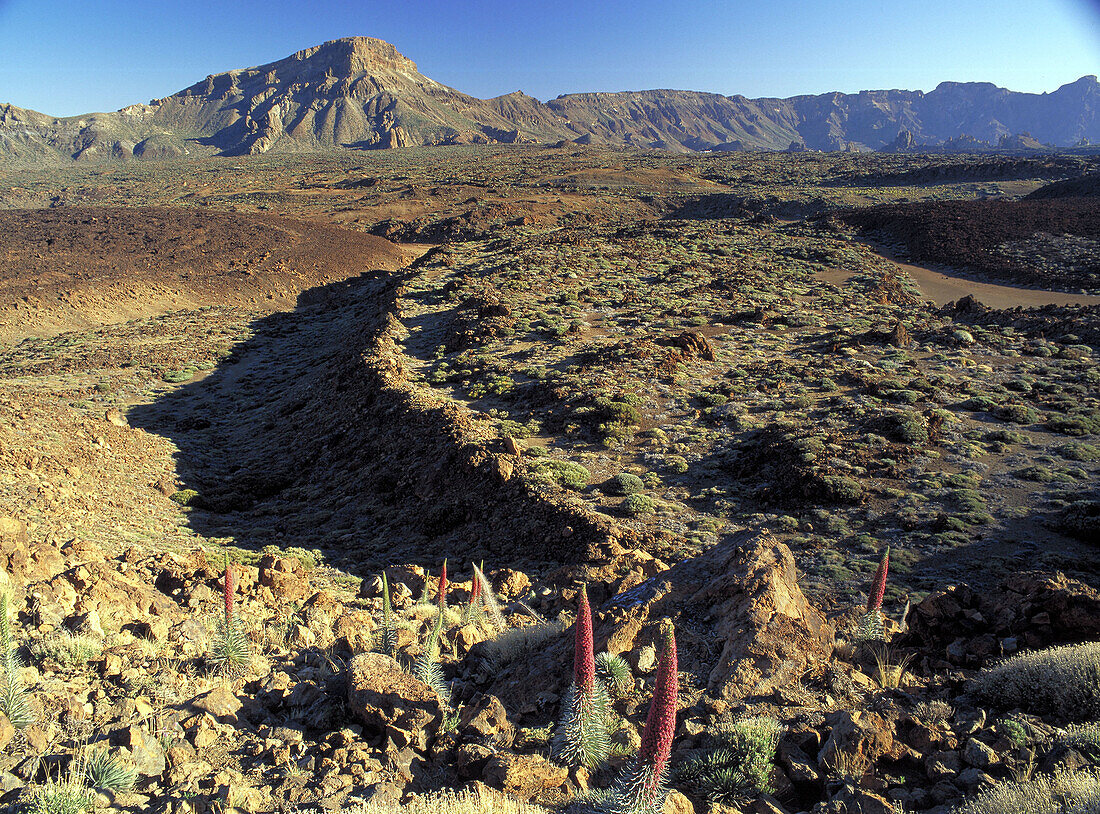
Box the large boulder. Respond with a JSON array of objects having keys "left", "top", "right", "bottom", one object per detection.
[
  {"left": 485, "top": 530, "right": 832, "bottom": 710},
  {"left": 603, "top": 530, "right": 833, "bottom": 702},
  {"left": 818, "top": 709, "right": 896, "bottom": 770},
  {"left": 346, "top": 653, "right": 442, "bottom": 750},
  {"left": 0, "top": 516, "right": 62, "bottom": 585}
]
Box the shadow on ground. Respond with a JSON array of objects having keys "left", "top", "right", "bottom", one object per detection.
[{"left": 127, "top": 270, "right": 609, "bottom": 574}]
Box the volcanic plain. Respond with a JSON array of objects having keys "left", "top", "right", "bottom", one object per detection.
[{"left": 0, "top": 145, "right": 1099, "bottom": 814}]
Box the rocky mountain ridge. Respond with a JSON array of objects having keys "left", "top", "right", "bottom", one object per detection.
[{"left": 1, "top": 36, "right": 1097, "bottom": 165}]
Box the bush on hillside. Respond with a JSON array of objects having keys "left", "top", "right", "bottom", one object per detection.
[{"left": 971, "top": 641, "right": 1100, "bottom": 720}]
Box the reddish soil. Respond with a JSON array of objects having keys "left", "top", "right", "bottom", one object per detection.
[{"left": 0, "top": 206, "right": 410, "bottom": 341}]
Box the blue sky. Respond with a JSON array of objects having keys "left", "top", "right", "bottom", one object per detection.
[{"left": 0, "top": 0, "right": 1097, "bottom": 117}]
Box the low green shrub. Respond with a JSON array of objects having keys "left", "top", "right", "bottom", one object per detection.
[
  {"left": 1057, "top": 722, "right": 1100, "bottom": 761},
  {"left": 170, "top": 489, "right": 199, "bottom": 507},
  {"left": 882, "top": 410, "right": 928, "bottom": 445},
  {"left": 665, "top": 455, "right": 689, "bottom": 474},
  {"left": 29, "top": 632, "right": 102, "bottom": 668},
  {"left": 603, "top": 474, "right": 644, "bottom": 496},
  {"left": 528, "top": 459, "right": 591, "bottom": 490},
  {"left": 1048, "top": 415, "right": 1100, "bottom": 436},
  {"left": 1052, "top": 500, "right": 1100, "bottom": 541},
  {"left": 821, "top": 475, "right": 865, "bottom": 503},
  {"left": 971, "top": 641, "right": 1100, "bottom": 720},
  {"left": 622, "top": 494, "right": 655, "bottom": 516},
  {"left": 162, "top": 368, "right": 196, "bottom": 384},
  {"left": 995, "top": 403, "right": 1038, "bottom": 424},
  {"left": 1058, "top": 443, "right": 1100, "bottom": 462}
]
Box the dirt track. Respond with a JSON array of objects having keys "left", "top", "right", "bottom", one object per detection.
[{"left": 880, "top": 254, "right": 1100, "bottom": 309}]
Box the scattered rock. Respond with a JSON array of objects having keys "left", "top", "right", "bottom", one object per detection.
[
  {"left": 962, "top": 737, "right": 998, "bottom": 769},
  {"left": 346, "top": 653, "right": 441, "bottom": 750},
  {"left": 190, "top": 686, "right": 243, "bottom": 721}
]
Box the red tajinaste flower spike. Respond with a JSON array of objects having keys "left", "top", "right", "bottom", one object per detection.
[
  {"left": 438, "top": 559, "right": 448, "bottom": 610},
  {"left": 868, "top": 547, "right": 890, "bottom": 612},
  {"left": 470, "top": 566, "right": 481, "bottom": 604},
  {"left": 639, "top": 625, "right": 678, "bottom": 777},
  {"left": 574, "top": 585, "right": 595, "bottom": 693},
  {"left": 223, "top": 552, "right": 235, "bottom": 621}
]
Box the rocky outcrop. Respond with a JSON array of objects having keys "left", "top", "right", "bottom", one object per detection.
[
  {"left": 483, "top": 531, "right": 833, "bottom": 710},
  {"left": 346, "top": 653, "right": 442, "bottom": 749},
  {"left": 602, "top": 531, "right": 834, "bottom": 702},
  {"left": 902, "top": 571, "right": 1100, "bottom": 666}
]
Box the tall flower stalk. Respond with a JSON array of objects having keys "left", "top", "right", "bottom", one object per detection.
[
  {"left": 469, "top": 563, "right": 505, "bottom": 631},
  {"left": 856, "top": 547, "right": 890, "bottom": 642},
  {"left": 553, "top": 586, "right": 611, "bottom": 770},
  {"left": 437, "top": 559, "right": 448, "bottom": 614},
  {"left": 602, "top": 625, "right": 678, "bottom": 814},
  {"left": 463, "top": 561, "right": 485, "bottom": 625},
  {"left": 868, "top": 547, "right": 890, "bottom": 613},
  {"left": 210, "top": 552, "right": 251, "bottom": 675}
]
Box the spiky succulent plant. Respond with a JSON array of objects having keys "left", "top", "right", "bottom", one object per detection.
[
  {"left": 209, "top": 553, "right": 251, "bottom": 676},
  {"left": 598, "top": 624, "right": 678, "bottom": 814},
  {"left": 376, "top": 572, "right": 399, "bottom": 658},
  {"left": 414, "top": 607, "right": 449, "bottom": 703},
  {"left": 596, "top": 651, "right": 633, "bottom": 697},
  {"left": 83, "top": 746, "right": 137, "bottom": 792},
  {"left": 553, "top": 586, "right": 612, "bottom": 770},
  {"left": 674, "top": 717, "right": 780, "bottom": 805},
  {"left": 0, "top": 593, "right": 33, "bottom": 728}
]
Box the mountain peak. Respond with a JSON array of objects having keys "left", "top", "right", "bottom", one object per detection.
[
  {"left": 288, "top": 37, "right": 418, "bottom": 76},
  {"left": 4, "top": 39, "right": 1099, "bottom": 165}
]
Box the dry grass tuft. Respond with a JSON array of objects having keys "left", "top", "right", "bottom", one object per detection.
[
  {"left": 953, "top": 769, "right": 1100, "bottom": 814},
  {"left": 348, "top": 787, "right": 549, "bottom": 813}
]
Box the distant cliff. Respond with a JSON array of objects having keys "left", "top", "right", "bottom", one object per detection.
[{"left": 2, "top": 37, "right": 1096, "bottom": 165}]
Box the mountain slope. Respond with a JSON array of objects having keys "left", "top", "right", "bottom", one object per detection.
[
  {"left": 147, "top": 38, "right": 580, "bottom": 155},
  {"left": 1, "top": 37, "right": 1097, "bottom": 165}
]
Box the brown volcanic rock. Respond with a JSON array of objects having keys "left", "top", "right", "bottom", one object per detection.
[
  {"left": 903, "top": 571, "right": 1100, "bottom": 663},
  {"left": 486, "top": 531, "right": 832, "bottom": 710},
  {"left": 840, "top": 197, "right": 1100, "bottom": 292},
  {"left": 346, "top": 653, "right": 441, "bottom": 749},
  {"left": 617, "top": 530, "right": 834, "bottom": 702}
]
